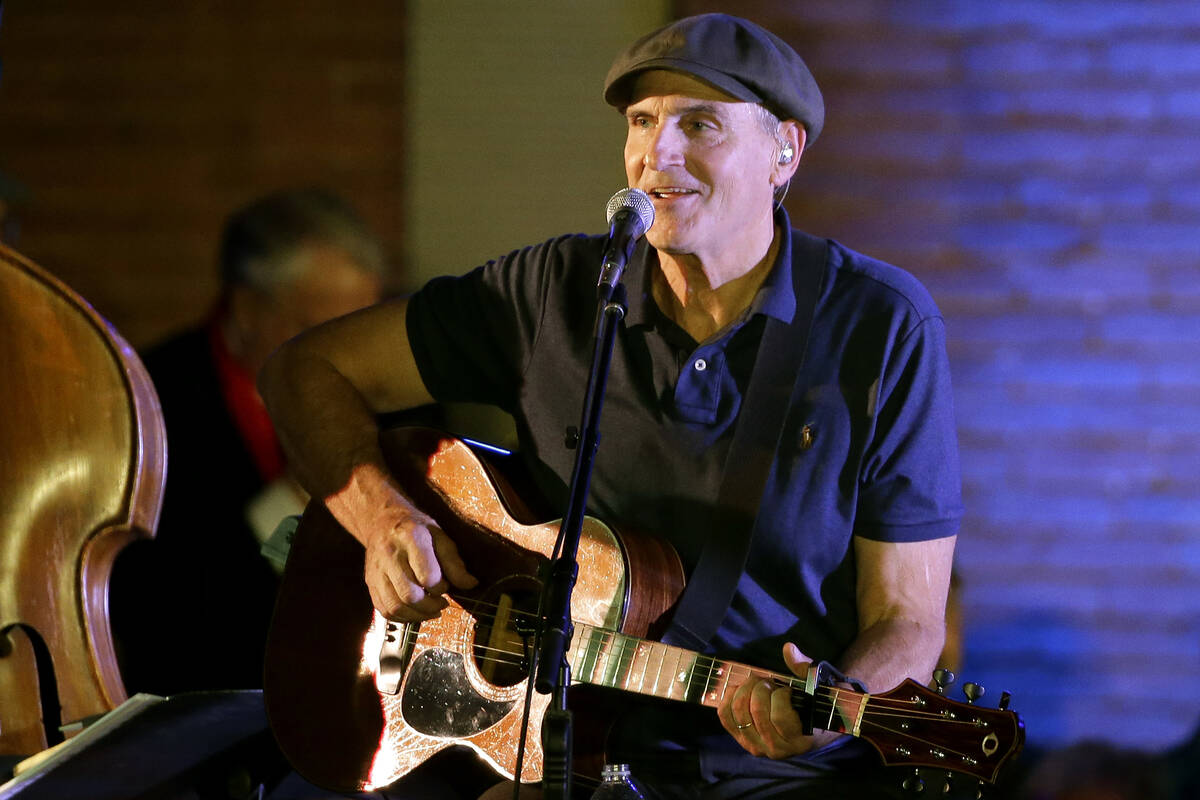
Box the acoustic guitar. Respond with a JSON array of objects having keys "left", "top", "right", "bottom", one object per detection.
[{"left": 264, "top": 428, "right": 1023, "bottom": 794}]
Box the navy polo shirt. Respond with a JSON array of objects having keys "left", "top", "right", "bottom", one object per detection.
[{"left": 407, "top": 209, "right": 962, "bottom": 673}]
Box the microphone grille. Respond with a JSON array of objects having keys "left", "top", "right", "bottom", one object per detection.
[{"left": 606, "top": 187, "right": 655, "bottom": 231}]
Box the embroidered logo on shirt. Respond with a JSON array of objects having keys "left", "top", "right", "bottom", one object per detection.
[{"left": 800, "top": 424, "right": 815, "bottom": 450}]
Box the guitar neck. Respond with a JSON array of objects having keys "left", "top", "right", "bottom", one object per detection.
[{"left": 567, "top": 623, "right": 863, "bottom": 736}]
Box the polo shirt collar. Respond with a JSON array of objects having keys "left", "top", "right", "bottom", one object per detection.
[{"left": 622, "top": 206, "right": 798, "bottom": 330}]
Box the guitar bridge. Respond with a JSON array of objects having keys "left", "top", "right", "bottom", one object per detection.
[{"left": 376, "top": 620, "right": 416, "bottom": 695}]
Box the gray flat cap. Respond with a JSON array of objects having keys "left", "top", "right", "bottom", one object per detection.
[{"left": 604, "top": 13, "right": 824, "bottom": 147}]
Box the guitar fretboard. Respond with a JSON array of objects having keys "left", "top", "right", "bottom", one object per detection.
[
  {"left": 555, "top": 622, "right": 1023, "bottom": 784},
  {"left": 567, "top": 623, "right": 795, "bottom": 710}
]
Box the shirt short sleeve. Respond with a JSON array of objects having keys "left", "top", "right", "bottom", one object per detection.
[
  {"left": 855, "top": 313, "right": 962, "bottom": 542},
  {"left": 405, "top": 234, "right": 591, "bottom": 411}
]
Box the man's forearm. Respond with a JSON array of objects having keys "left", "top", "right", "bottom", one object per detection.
[
  {"left": 259, "top": 347, "right": 387, "bottom": 504},
  {"left": 838, "top": 615, "right": 946, "bottom": 694},
  {"left": 258, "top": 297, "right": 433, "bottom": 510}
]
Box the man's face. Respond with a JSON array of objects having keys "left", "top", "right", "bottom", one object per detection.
[{"left": 623, "top": 70, "right": 782, "bottom": 261}]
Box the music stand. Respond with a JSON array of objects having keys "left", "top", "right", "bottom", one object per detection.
[{"left": 0, "top": 690, "right": 271, "bottom": 800}]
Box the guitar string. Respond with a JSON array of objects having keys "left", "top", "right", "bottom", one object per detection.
[
  {"left": 855, "top": 716, "right": 980, "bottom": 762},
  {"left": 398, "top": 625, "right": 989, "bottom": 730},
  {"left": 396, "top": 607, "right": 984, "bottom": 727},
  {"left": 407, "top": 623, "right": 956, "bottom": 732},
  {"left": 393, "top": 631, "right": 1005, "bottom": 774},
  {"left": 387, "top": 467, "right": 1005, "bottom": 774},
  {"left": 375, "top": 611, "right": 1007, "bottom": 770},
  {"left": 454, "top": 595, "right": 544, "bottom": 623},
  {"left": 425, "top": 600, "right": 911, "bottom": 713},
  {"left": 411, "top": 600, "right": 997, "bottom": 723},
  {"left": 378, "top": 639, "right": 996, "bottom": 780},
  {"left": 444, "top": 597, "right": 974, "bottom": 723},
  {"left": 402, "top": 639, "right": 995, "bottom": 764}
]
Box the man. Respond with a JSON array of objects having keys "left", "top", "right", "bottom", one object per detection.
[
  {"left": 260, "top": 15, "right": 960, "bottom": 800},
  {"left": 112, "top": 187, "right": 386, "bottom": 695}
]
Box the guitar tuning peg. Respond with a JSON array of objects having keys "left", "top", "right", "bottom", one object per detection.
[
  {"left": 962, "top": 682, "right": 985, "bottom": 704},
  {"left": 999, "top": 691, "right": 1012, "bottom": 710},
  {"left": 902, "top": 768, "right": 925, "bottom": 794},
  {"left": 931, "top": 668, "right": 955, "bottom": 694}
]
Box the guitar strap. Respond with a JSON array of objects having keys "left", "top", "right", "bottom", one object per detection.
[{"left": 662, "top": 231, "right": 828, "bottom": 651}]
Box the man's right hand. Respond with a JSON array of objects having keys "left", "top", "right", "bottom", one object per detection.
[
  {"left": 257, "top": 295, "right": 467, "bottom": 620},
  {"left": 325, "top": 462, "right": 478, "bottom": 622}
]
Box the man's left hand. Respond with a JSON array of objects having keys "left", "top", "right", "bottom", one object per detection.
[{"left": 717, "top": 642, "right": 841, "bottom": 759}]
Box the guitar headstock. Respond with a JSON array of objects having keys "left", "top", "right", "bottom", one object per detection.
[{"left": 857, "top": 677, "right": 1024, "bottom": 785}]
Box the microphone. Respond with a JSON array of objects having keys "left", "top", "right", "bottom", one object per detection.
[{"left": 597, "top": 188, "right": 654, "bottom": 299}]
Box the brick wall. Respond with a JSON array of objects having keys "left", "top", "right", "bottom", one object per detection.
[
  {"left": 681, "top": 0, "right": 1200, "bottom": 752},
  {"left": 3, "top": 0, "right": 1197, "bottom": 761},
  {"left": 0, "top": 0, "right": 407, "bottom": 347}
]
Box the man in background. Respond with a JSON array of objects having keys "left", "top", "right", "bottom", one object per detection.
[{"left": 112, "top": 187, "right": 387, "bottom": 695}]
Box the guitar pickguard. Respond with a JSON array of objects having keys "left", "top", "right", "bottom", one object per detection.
[{"left": 401, "top": 648, "right": 517, "bottom": 737}]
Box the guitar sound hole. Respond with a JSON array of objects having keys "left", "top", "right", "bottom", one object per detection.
[{"left": 467, "top": 577, "right": 540, "bottom": 688}]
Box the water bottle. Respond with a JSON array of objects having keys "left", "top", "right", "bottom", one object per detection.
[{"left": 587, "top": 763, "right": 646, "bottom": 799}]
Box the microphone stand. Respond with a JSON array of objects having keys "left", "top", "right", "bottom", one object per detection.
[{"left": 534, "top": 280, "right": 627, "bottom": 800}]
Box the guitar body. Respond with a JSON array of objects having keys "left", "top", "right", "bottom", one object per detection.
[
  {"left": 265, "top": 428, "right": 1024, "bottom": 794},
  {"left": 264, "top": 427, "right": 685, "bottom": 792}
]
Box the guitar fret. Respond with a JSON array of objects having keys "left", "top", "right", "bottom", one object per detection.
[
  {"left": 681, "top": 654, "right": 695, "bottom": 699},
  {"left": 570, "top": 624, "right": 601, "bottom": 685},
  {"left": 588, "top": 626, "right": 609, "bottom": 685},
  {"left": 683, "top": 651, "right": 712, "bottom": 704},
  {"left": 654, "top": 643, "right": 671, "bottom": 695},
  {"left": 704, "top": 659, "right": 730, "bottom": 706},
  {"left": 718, "top": 664, "right": 736, "bottom": 702},
  {"left": 693, "top": 655, "right": 725, "bottom": 706},
  {"left": 851, "top": 691, "right": 870, "bottom": 737},
  {"left": 678, "top": 649, "right": 696, "bottom": 701},
  {"left": 628, "top": 641, "right": 650, "bottom": 692},
  {"left": 610, "top": 631, "right": 635, "bottom": 688},
  {"left": 683, "top": 655, "right": 705, "bottom": 704},
  {"left": 635, "top": 641, "right": 653, "bottom": 692},
  {"left": 619, "top": 637, "right": 637, "bottom": 691},
  {"left": 667, "top": 646, "right": 687, "bottom": 701},
  {"left": 652, "top": 642, "right": 674, "bottom": 697},
  {"left": 678, "top": 650, "right": 698, "bottom": 702},
  {"left": 596, "top": 629, "right": 632, "bottom": 689},
  {"left": 596, "top": 629, "right": 616, "bottom": 687}
]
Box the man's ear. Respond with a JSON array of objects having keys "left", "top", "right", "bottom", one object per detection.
[{"left": 772, "top": 121, "right": 805, "bottom": 186}]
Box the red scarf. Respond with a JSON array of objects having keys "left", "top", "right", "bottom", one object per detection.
[{"left": 207, "top": 317, "right": 285, "bottom": 483}]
